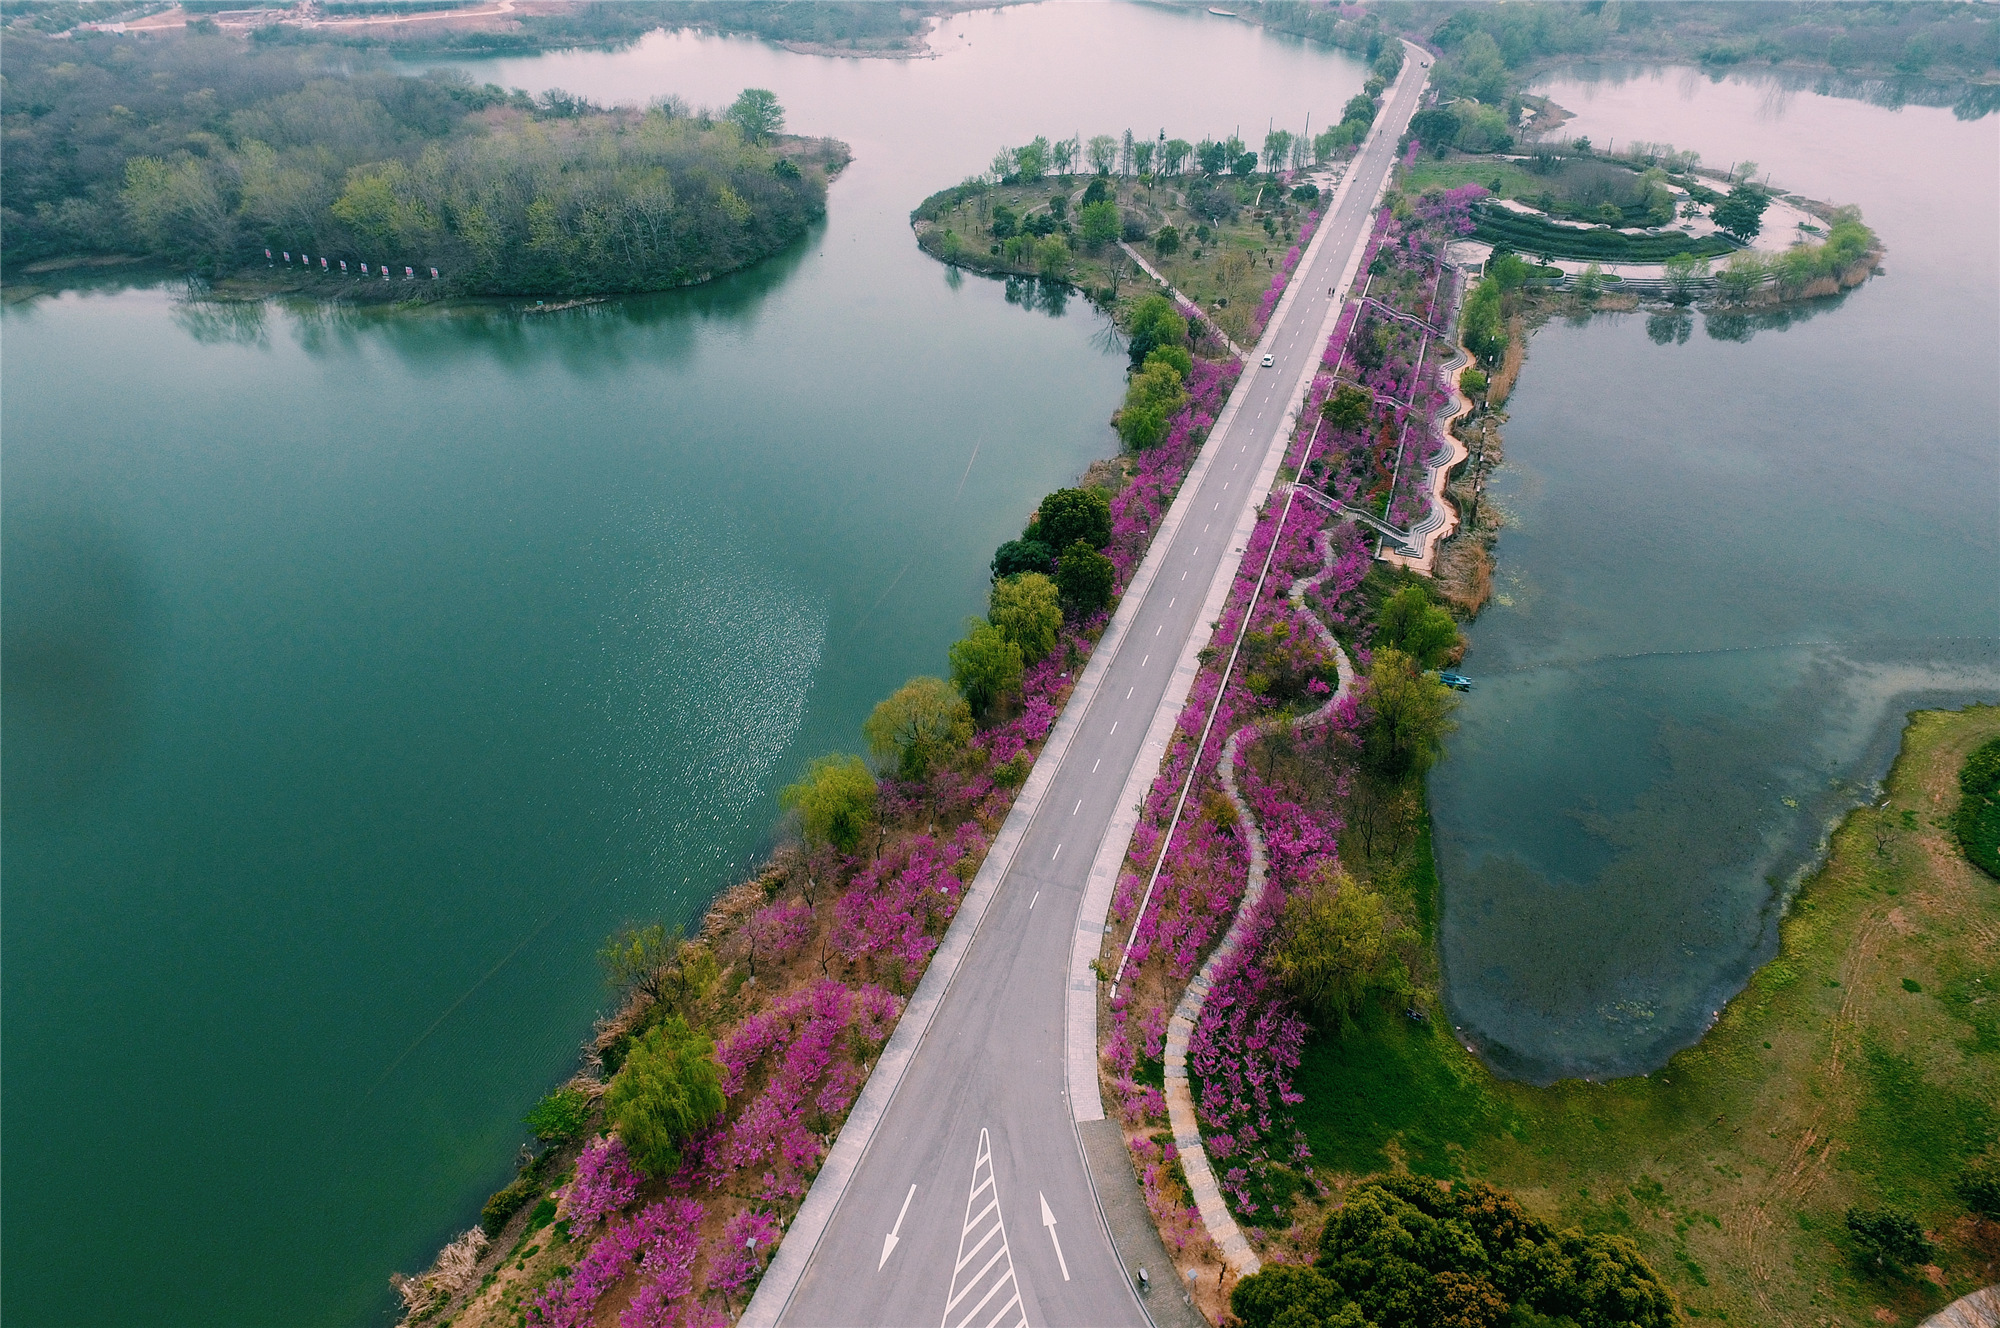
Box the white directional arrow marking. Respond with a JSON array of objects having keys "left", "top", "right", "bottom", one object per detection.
[
  {"left": 880, "top": 1183, "right": 917, "bottom": 1270},
  {"left": 1039, "top": 1191, "right": 1070, "bottom": 1281}
]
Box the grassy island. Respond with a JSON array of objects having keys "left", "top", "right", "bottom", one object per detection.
[{"left": 1, "top": 27, "right": 845, "bottom": 298}]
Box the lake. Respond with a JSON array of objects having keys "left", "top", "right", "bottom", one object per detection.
[
  {"left": 0, "top": 6, "right": 1367, "bottom": 1324},
  {"left": 1429, "top": 63, "right": 2000, "bottom": 1082}
]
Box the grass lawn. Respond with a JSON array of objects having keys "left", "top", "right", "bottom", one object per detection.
[
  {"left": 1298, "top": 705, "right": 2000, "bottom": 1325},
  {"left": 1402, "top": 156, "right": 1546, "bottom": 203}
]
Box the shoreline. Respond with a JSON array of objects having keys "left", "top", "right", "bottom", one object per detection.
[{"left": 392, "top": 307, "right": 1261, "bottom": 1326}]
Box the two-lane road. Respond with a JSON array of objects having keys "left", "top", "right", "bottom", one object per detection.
[{"left": 756, "top": 48, "right": 1432, "bottom": 1328}]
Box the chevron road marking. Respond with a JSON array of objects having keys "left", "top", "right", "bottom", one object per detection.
[{"left": 942, "top": 1130, "right": 1028, "bottom": 1328}]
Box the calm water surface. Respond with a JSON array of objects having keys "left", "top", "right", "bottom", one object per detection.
[
  {"left": 0, "top": 7, "right": 1365, "bottom": 1324},
  {"left": 1431, "top": 64, "right": 2000, "bottom": 1082}
]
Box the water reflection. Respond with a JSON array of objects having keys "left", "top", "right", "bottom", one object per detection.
[{"left": 1553, "top": 58, "right": 1998, "bottom": 119}]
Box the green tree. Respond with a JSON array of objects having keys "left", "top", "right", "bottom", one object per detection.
[
  {"left": 1087, "top": 134, "right": 1119, "bottom": 175},
  {"left": 1266, "top": 868, "right": 1412, "bottom": 1033},
  {"left": 1052, "top": 135, "right": 1079, "bottom": 176},
  {"left": 524, "top": 1085, "right": 591, "bottom": 1144},
  {"left": 603, "top": 1014, "right": 726, "bottom": 1178},
  {"left": 1408, "top": 106, "right": 1460, "bottom": 154},
  {"left": 1146, "top": 343, "right": 1193, "bottom": 380},
  {"left": 949, "top": 621, "right": 1024, "bottom": 718},
  {"left": 780, "top": 754, "right": 878, "bottom": 852},
  {"left": 1321, "top": 384, "right": 1374, "bottom": 433},
  {"left": 1035, "top": 487, "right": 1113, "bottom": 551},
  {"left": 1378, "top": 585, "right": 1460, "bottom": 669},
  {"left": 1846, "top": 1207, "right": 1937, "bottom": 1272},
  {"left": 1235, "top": 1175, "right": 1680, "bottom": 1328},
  {"left": 1196, "top": 138, "right": 1230, "bottom": 176},
  {"left": 1716, "top": 250, "right": 1770, "bottom": 302},
  {"left": 1126, "top": 293, "right": 1189, "bottom": 368},
  {"left": 1263, "top": 130, "right": 1294, "bottom": 175},
  {"left": 1163, "top": 138, "right": 1194, "bottom": 176},
  {"left": 1078, "top": 199, "right": 1120, "bottom": 251},
  {"left": 1711, "top": 184, "right": 1770, "bottom": 241},
  {"left": 1663, "top": 251, "right": 1709, "bottom": 301},
  {"left": 1361, "top": 648, "right": 1458, "bottom": 777},
  {"left": 725, "top": 87, "right": 784, "bottom": 142},
  {"left": 600, "top": 922, "right": 678, "bottom": 1003},
  {"left": 1055, "top": 540, "right": 1116, "bottom": 616},
  {"left": 1231, "top": 1264, "right": 1362, "bottom": 1328},
  {"left": 991, "top": 538, "right": 1055, "bottom": 580},
  {"left": 1153, "top": 224, "right": 1180, "bottom": 256},
  {"left": 1459, "top": 276, "right": 1505, "bottom": 365},
  {"left": 1036, "top": 235, "right": 1070, "bottom": 279},
  {"left": 1116, "top": 359, "right": 1185, "bottom": 449},
  {"left": 1575, "top": 260, "right": 1605, "bottom": 299},
  {"left": 864, "top": 676, "right": 973, "bottom": 781},
  {"left": 1013, "top": 136, "right": 1051, "bottom": 181},
  {"left": 988, "top": 573, "right": 1062, "bottom": 664}
]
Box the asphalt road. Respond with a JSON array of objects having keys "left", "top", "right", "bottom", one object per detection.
[{"left": 769, "top": 53, "right": 1431, "bottom": 1328}]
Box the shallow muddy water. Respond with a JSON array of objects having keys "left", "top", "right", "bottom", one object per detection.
[{"left": 1429, "top": 63, "right": 1999, "bottom": 1082}]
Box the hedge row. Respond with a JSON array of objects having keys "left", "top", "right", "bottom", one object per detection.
[{"left": 1474, "top": 207, "right": 1739, "bottom": 262}]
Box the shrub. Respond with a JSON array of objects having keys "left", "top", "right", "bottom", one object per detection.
[
  {"left": 603, "top": 1014, "right": 726, "bottom": 1178},
  {"left": 1952, "top": 736, "right": 2000, "bottom": 878},
  {"left": 1460, "top": 367, "right": 1488, "bottom": 397},
  {"left": 481, "top": 1176, "right": 538, "bottom": 1238},
  {"left": 1846, "top": 1206, "right": 1936, "bottom": 1271},
  {"left": 525, "top": 1086, "right": 591, "bottom": 1144},
  {"left": 1958, "top": 1156, "right": 2000, "bottom": 1219}
]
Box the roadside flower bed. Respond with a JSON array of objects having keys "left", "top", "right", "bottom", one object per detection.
[
  {"left": 1101, "top": 210, "right": 1483, "bottom": 1278},
  {"left": 1308, "top": 200, "right": 1464, "bottom": 530}
]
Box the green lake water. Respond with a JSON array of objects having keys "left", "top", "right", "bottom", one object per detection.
[
  {"left": 0, "top": 7, "right": 1366, "bottom": 1323},
  {"left": 1430, "top": 64, "right": 2000, "bottom": 1082}
]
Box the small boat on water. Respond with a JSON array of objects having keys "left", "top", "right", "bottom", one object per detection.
[
  {"left": 1208, "top": 7, "right": 1238, "bottom": 15},
  {"left": 1439, "top": 671, "right": 1473, "bottom": 692}
]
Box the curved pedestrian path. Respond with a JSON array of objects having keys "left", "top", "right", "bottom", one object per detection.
[{"left": 1160, "top": 522, "right": 1358, "bottom": 1277}]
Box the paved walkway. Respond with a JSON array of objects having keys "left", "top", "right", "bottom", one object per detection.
[
  {"left": 1117, "top": 242, "right": 1252, "bottom": 363},
  {"left": 1921, "top": 1286, "right": 2000, "bottom": 1328},
  {"left": 1162, "top": 520, "right": 1358, "bottom": 1276}
]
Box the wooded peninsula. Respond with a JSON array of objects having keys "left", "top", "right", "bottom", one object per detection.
[{"left": 1, "top": 27, "right": 845, "bottom": 296}]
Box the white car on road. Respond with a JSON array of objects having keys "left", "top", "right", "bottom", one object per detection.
[{"left": 1260, "top": 353, "right": 1274, "bottom": 367}]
